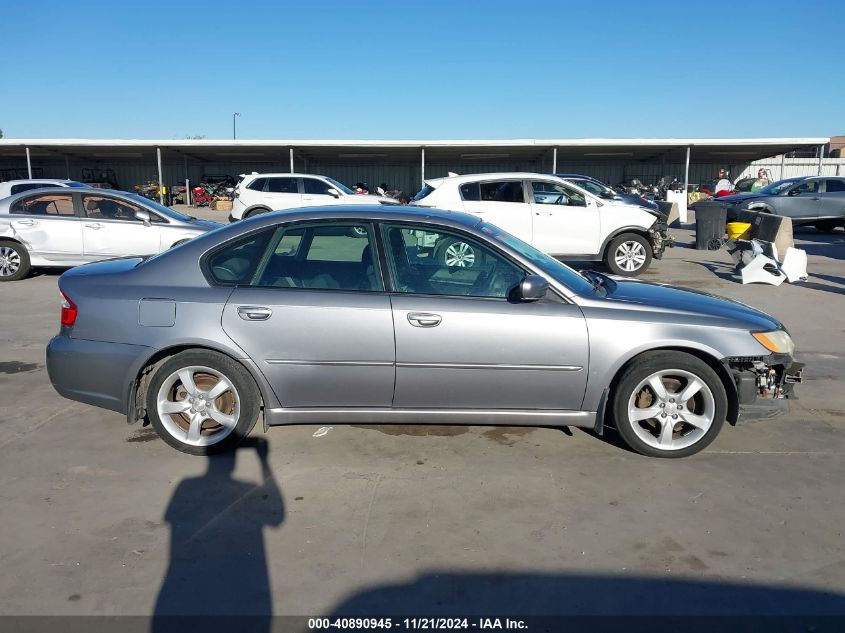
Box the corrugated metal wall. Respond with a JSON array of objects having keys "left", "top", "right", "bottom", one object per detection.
[{"left": 3, "top": 155, "right": 843, "bottom": 198}]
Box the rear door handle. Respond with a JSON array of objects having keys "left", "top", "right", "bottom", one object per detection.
[
  {"left": 14, "top": 219, "right": 37, "bottom": 227},
  {"left": 407, "top": 312, "right": 441, "bottom": 327},
  {"left": 237, "top": 305, "right": 272, "bottom": 321},
  {"left": 809, "top": 197, "right": 820, "bottom": 201},
  {"left": 84, "top": 223, "right": 103, "bottom": 230}
]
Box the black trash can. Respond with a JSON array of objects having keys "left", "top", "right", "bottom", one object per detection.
[{"left": 693, "top": 202, "right": 728, "bottom": 250}]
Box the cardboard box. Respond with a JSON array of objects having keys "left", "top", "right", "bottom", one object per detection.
[{"left": 212, "top": 199, "right": 233, "bottom": 212}]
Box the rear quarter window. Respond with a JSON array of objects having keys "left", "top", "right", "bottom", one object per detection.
[
  {"left": 247, "top": 178, "right": 267, "bottom": 191},
  {"left": 412, "top": 185, "right": 436, "bottom": 202},
  {"left": 459, "top": 183, "right": 481, "bottom": 201}
]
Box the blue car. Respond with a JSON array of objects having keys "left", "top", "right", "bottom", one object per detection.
[{"left": 556, "top": 173, "right": 662, "bottom": 214}]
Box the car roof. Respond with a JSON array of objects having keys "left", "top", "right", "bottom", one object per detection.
[
  {"left": 239, "top": 204, "right": 481, "bottom": 229},
  {"left": 554, "top": 173, "right": 599, "bottom": 180},
  {"left": 240, "top": 173, "right": 332, "bottom": 179},
  {"left": 2, "top": 178, "right": 76, "bottom": 185},
  {"left": 429, "top": 172, "right": 569, "bottom": 184}
]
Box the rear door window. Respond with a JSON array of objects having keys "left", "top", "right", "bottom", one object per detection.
[
  {"left": 10, "top": 193, "right": 76, "bottom": 216},
  {"left": 824, "top": 179, "right": 845, "bottom": 193},
  {"left": 479, "top": 181, "right": 524, "bottom": 203},
  {"left": 266, "top": 177, "right": 298, "bottom": 193},
  {"left": 254, "top": 223, "right": 381, "bottom": 291}
]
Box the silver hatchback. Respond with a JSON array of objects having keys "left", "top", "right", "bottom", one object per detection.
[
  {"left": 46, "top": 206, "right": 802, "bottom": 458},
  {"left": 0, "top": 187, "right": 220, "bottom": 281}
]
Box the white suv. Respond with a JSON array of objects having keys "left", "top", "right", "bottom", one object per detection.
[
  {"left": 410, "top": 172, "right": 670, "bottom": 276},
  {"left": 230, "top": 173, "right": 399, "bottom": 222}
]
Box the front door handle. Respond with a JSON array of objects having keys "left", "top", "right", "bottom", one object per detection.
[
  {"left": 407, "top": 312, "right": 441, "bottom": 327},
  {"left": 809, "top": 197, "right": 820, "bottom": 201},
  {"left": 84, "top": 223, "right": 103, "bottom": 230},
  {"left": 14, "top": 219, "right": 37, "bottom": 227},
  {"left": 237, "top": 306, "right": 273, "bottom": 321}
]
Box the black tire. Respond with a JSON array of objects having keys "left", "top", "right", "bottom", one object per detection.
[
  {"left": 610, "top": 351, "right": 727, "bottom": 458},
  {"left": 814, "top": 219, "right": 842, "bottom": 233},
  {"left": 145, "top": 350, "right": 261, "bottom": 455},
  {"left": 434, "top": 238, "right": 479, "bottom": 269},
  {"left": 605, "top": 233, "right": 652, "bottom": 276},
  {"left": 0, "top": 241, "right": 31, "bottom": 282},
  {"left": 245, "top": 207, "right": 271, "bottom": 219}
]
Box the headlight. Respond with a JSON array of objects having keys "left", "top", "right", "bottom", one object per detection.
[{"left": 752, "top": 330, "right": 794, "bottom": 355}]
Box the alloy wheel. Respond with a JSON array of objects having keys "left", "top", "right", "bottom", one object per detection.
[
  {"left": 444, "top": 241, "right": 476, "bottom": 267},
  {"left": 614, "top": 241, "right": 647, "bottom": 273},
  {"left": 0, "top": 246, "right": 21, "bottom": 278},
  {"left": 626, "top": 369, "right": 715, "bottom": 451},
  {"left": 156, "top": 365, "right": 241, "bottom": 447}
]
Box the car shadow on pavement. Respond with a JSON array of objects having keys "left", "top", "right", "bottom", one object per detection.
[
  {"left": 795, "top": 231, "right": 845, "bottom": 261},
  {"left": 326, "top": 571, "right": 845, "bottom": 631},
  {"left": 686, "top": 260, "right": 738, "bottom": 283},
  {"left": 152, "top": 437, "right": 284, "bottom": 632}
]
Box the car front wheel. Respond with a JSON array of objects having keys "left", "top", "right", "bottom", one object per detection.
[
  {"left": 146, "top": 350, "right": 261, "bottom": 455},
  {"left": 605, "top": 233, "right": 652, "bottom": 276},
  {"left": 611, "top": 351, "right": 727, "bottom": 458}
]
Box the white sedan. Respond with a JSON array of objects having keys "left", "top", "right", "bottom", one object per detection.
[{"left": 0, "top": 188, "right": 220, "bottom": 281}]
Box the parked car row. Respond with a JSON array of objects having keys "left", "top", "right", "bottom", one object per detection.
[
  {"left": 718, "top": 176, "right": 845, "bottom": 232},
  {"left": 230, "top": 171, "right": 672, "bottom": 276}
]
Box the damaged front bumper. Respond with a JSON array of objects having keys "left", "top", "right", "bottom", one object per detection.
[
  {"left": 725, "top": 354, "right": 804, "bottom": 424},
  {"left": 650, "top": 220, "right": 675, "bottom": 260}
]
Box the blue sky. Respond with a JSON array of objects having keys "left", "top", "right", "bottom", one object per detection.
[{"left": 2, "top": 0, "right": 842, "bottom": 139}]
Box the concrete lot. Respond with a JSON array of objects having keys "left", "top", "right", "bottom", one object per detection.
[{"left": 1, "top": 213, "right": 844, "bottom": 619}]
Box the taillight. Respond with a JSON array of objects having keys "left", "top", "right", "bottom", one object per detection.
[{"left": 60, "top": 290, "right": 78, "bottom": 327}]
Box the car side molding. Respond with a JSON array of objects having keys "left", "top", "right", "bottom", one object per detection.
[{"left": 264, "top": 407, "right": 597, "bottom": 428}]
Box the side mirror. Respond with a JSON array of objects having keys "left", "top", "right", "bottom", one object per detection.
[
  {"left": 600, "top": 190, "right": 616, "bottom": 199},
  {"left": 513, "top": 274, "right": 549, "bottom": 302},
  {"left": 326, "top": 188, "right": 341, "bottom": 198},
  {"left": 134, "top": 209, "right": 152, "bottom": 226},
  {"left": 787, "top": 188, "right": 801, "bottom": 196}
]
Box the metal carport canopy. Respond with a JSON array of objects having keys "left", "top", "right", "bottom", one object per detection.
[{"left": 0, "top": 137, "right": 830, "bottom": 163}]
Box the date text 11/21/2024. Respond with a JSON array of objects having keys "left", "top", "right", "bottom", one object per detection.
[{"left": 307, "top": 618, "right": 528, "bottom": 630}]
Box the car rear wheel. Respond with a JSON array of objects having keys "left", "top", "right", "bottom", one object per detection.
[
  {"left": 0, "top": 242, "right": 30, "bottom": 282},
  {"left": 435, "top": 239, "right": 478, "bottom": 268},
  {"left": 245, "top": 207, "right": 271, "bottom": 219},
  {"left": 611, "top": 351, "right": 727, "bottom": 458},
  {"left": 146, "top": 350, "right": 261, "bottom": 455},
  {"left": 605, "top": 233, "right": 652, "bottom": 276}
]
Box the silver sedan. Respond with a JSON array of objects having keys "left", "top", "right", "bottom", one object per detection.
[
  {"left": 46, "top": 205, "right": 802, "bottom": 458},
  {"left": 0, "top": 187, "right": 220, "bottom": 281}
]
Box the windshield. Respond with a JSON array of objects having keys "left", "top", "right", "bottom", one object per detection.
[
  {"left": 478, "top": 222, "right": 596, "bottom": 295},
  {"left": 126, "top": 193, "right": 196, "bottom": 221},
  {"left": 570, "top": 179, "right": 607, "bottom": 196},
  {"left": 323, "top": 177, "right": 355, "bottom": 195},
  {"left": 759, "top": 178, "right": 802, "bottom": 195}
]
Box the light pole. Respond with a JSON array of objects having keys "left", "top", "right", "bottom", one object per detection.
[{"left": 233, "top": 112, "right": 241, "bottom": 140}]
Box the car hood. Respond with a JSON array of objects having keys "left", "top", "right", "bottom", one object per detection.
[
  {"left": 715, "top": 192, "right": 764, "bottom": 203},
  {"left": 616, "top": 193, "right": 662, "bottom": 214},
  {"left": 599, "top": 278, "right": 781, "bottom": 331},
  {"left": 182, "top": 218, "right": 223, "bottom": 230}
]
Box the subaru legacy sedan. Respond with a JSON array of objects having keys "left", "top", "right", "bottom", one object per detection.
[
  {"left": 46, "top": 206, "right": 802, "bottom": 458},
  {"left": 0, "top": 188, "right": 220, "bottom": 281}
]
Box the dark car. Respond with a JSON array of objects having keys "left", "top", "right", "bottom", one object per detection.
[
  {"left": 555, "top": 174, "right": 661, "bottom": 214},
  {"left": 719, "top": 176, "right": 845, "bottom": 231}
]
